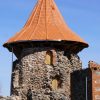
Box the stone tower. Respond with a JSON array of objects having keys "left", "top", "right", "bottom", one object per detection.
[{"left": 3, "top": 0, "right": 88, "bottom": 100}]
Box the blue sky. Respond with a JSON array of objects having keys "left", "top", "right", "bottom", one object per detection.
[{"left": 0, "top": 0, "right": 100, "bottom": 96}]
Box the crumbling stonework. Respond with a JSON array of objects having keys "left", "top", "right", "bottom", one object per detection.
[
  {"left": 1, "top": 51, "right": 99, "bottom": 100},
  {"left": 0, "top": 96, "right": 20, "bottom": 100},
  {"left": 10, "top": 47, "right": 82, "bottom": 100}
]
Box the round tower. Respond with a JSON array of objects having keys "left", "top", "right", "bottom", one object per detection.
[{"left": 3, "top": 0, "right": 88, "bottom": 99}]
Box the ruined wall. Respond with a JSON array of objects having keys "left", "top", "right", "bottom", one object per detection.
[
  {"left": 71, "top": 68, "right": 92, "bottom": 100},
  {"left": 11, "top": 47, "right": 82, "bottom": 100},
  {"left": 89, "top": 61, "right": 100, "bottom": 100},
  {"left": 71, "top": 61, "right": 100, "bottom": 100}
]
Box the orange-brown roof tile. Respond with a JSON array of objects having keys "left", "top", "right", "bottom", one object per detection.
[{"left": 3, "top": 0, "right": 88, "bottom": 47}]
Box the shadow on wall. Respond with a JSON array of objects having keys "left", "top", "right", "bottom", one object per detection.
[{"left": 70, "top": 69, "right": 92, "bottom": 100}]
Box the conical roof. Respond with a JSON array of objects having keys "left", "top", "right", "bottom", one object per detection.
[{"left": 3, "top": 0, "right": 88, "bottom": 48}]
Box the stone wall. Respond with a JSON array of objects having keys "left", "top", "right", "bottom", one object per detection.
[
  {"left": 10, "top": 47, "right": 82, "bottom": 100},
  {"left": 0, "top": 96, "right": 20, "bottom": 100}
]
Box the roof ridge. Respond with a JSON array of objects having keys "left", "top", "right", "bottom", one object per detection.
[{"left": 28, "top": 0, "right": 44, "bottom": 40}]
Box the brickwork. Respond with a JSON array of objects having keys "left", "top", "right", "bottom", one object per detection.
[
  {"left": 89, "top": 61, "right": 100, "bottom": 100},
  {"left": 1, "top": 47, "right": 100, "bottom": 100},
  {"left": 71, "top": 61, "right": 100, "bottom": 100},
  {"left": 1, "top": 46, "right": 100, "bottom": 100}
]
